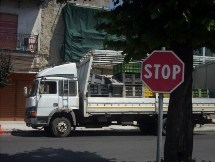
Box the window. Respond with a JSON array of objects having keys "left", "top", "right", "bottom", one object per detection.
[
  {"left": 39, "top": 81, "right": 57, "bottom": 94},
  {"left": 0, "top": 13, "right": 18, "bottom": 50},
  {"left": 59, "top": 80, "right": 76, "bottom": 96}
]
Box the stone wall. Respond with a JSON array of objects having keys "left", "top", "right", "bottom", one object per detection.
[
  {"left": 39, "top": 1, "right": 65, "bottom": 68},
  {"left": 69, "top": 0, "right": 111, "bottom": 8}
]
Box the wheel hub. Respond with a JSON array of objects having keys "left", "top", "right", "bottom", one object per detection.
[{"left": 57, "top": 121, "right": 67, "bottom": 133}]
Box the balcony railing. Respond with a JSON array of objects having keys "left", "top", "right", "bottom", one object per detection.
[{"left": 0, "top": 32, "right": 38, "bottom": 53}]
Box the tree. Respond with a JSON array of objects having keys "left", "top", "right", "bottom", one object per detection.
[
  {"left": 0, "top": 51, "right": 12, "bottom": 88},
  {"left": 96, "top": 0, "right": 215, "bottom": 161}
]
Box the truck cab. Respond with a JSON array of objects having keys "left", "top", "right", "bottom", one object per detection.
[{"left": 24, "top": 63, "right": 79, "bottom": 137}]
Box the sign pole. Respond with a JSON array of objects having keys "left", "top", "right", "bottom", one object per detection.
[
  {"left": 156, "top": 47, "right": 165, "bottom": 162},
  {"left": 156, "top": 93, "right": 163, "bottom": 162},
  {"left": 141, "top": 47, "right": 184, "bottom": 162}
]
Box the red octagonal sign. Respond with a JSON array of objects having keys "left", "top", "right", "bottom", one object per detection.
[{"left": 141, "top": 50, "right": 184, "bottom": 93}]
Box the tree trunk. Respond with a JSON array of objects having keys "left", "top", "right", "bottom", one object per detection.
[{"left": 164, "top": 46, "right": 194, "bottom": 162}]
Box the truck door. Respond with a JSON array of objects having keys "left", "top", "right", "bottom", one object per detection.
[
  {"left": 37, "top": 81, "right": 58, "bottom": 116},
  {"left": 58, "top": 80, "right": 79, "bottom": 109}
]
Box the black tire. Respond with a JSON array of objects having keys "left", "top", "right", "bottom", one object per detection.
[
  {"left": 139, "top": 122, "right": 151, "bottom": 135},
  {"left": 51, "top": 117, "right": 71, "bottom": 137},
  {"left": 139, "top": 117, "right": 157, "bottom": 135},
  {"left": 162, "top": 118, "right": 167, "bottom": 136}
]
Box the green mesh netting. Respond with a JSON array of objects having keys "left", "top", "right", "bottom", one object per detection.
[{"left": 62, "top": 4, "right": 108, "bottom": 62}]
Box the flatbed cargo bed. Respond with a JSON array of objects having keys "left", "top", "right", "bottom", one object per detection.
[{"left": 85, "top": 97, "right": 215, "bottom": 115}]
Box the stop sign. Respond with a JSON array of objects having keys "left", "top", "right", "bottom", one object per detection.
[{"left": 141, "top": 50, "right": 184, "bottom": 93}]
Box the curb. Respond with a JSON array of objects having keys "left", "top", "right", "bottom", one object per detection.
[
  {"left": 0, "top": 125, "right": 12, "bottom": 135},
  {"left": 0, "top": 129, "right": 42, "bottom": 135},
  {"left": 0, "top": 127, "right": 18, "bottom": 135},
  {"left": 0, "top": 131, "right": 12, "bottom": 135}
]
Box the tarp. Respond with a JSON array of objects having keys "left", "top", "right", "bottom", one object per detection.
[{"left": 62, "top": 4, "right": 108, "bottom": 62}]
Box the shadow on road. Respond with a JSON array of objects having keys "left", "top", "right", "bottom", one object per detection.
[
  {"left": 10, "top": 129, "right": 147, "bottom": 138},
  {"left": 10, "top": 129, "right": 211, "bottom": 138},
  {"left": 0, "top": 147, "right": 116, "bottom": 162}
]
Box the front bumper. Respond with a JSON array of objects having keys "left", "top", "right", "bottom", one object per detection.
[
  {"left": 25, "top": 117, "right": 49, "bottom": 127},
  {"left": 24, "top": 117, "right": 38, "bottom": 127},
  {"left": 25, "top": 106, "right": 50, "bottom": 128}
]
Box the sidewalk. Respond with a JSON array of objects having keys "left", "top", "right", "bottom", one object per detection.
[
  {"left": 1, "top": 121, "right": 215, "bottom": 135},
  {"left": 0, "top": 121, "right": 35, "bottom": 134}
]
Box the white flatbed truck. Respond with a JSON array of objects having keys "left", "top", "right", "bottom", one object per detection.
[{"left": 24, "top": 56, "right": 215, "bottom": 137}]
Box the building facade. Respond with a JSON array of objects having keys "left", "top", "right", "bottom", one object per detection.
[
  {"left": 0, "top": 0, "right": 111, "bottom": 120},
  {"left": 0, "top": 0, "right": 43, "bottom": 120}
]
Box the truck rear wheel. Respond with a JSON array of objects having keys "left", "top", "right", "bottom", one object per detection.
[
  {"left": 139, "top": 116, "right": 157, "bottom": 135},
  {"left": 51, "top": 117, "right": 71, "bottom": 137}
]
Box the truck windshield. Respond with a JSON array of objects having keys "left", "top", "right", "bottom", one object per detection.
[{"left": 29, "top": 80, "right": 38, "bottom": 97}]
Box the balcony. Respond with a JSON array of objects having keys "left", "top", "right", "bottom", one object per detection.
[{"left": 0, "top": 32, "right": 38, "bottom": 54}]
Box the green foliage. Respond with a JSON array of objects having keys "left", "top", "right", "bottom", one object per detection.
[
  {"left": 96, "top": 0, "right": 215, "bottom": 61},
  {"left": 0, "top": 51, "right": 12, "bottom": 88}
]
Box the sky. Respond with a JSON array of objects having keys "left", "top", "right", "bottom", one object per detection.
[{"left": 107, "top": 0, "right": 123, "bottom": 9}]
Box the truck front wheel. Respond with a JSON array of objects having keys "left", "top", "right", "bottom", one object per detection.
[{"left": 51, "top": 117, "right": 71, "bottom": 137}]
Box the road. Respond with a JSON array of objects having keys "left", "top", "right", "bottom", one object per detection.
[{"left": 0, "top": 130, "right": 215, "bottom": 162}]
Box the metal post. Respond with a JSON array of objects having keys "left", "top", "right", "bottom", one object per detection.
[
  {"left": 202, "top": 47, "right": 206, "bottom": 64},
  {"left": 156, "top": 93, "right": 163, "bottom": 162},
  {"left": 156, "top": 46, "right": 165, "bottom": 162}
]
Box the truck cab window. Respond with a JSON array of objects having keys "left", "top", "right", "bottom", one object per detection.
[
  {"left": 59, "top": 80, "right": 76, "bottom": 96},
  {"left": 40, "top": 81, "right": 57, "bottom": 94}
]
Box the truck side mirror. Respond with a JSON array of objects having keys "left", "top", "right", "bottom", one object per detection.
[{"left": 24, "top": 86, "right": 28, "bottom": 97}]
